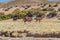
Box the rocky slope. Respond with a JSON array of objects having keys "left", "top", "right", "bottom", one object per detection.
[{"left": 0, "top": 0, "right": 47, "bottom": 8}]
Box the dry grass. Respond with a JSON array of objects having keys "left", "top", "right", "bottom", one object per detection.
[{"left": 0, "top": 18, "right": 60, "bottom": 34}]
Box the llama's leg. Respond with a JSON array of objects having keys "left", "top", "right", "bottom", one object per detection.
[
  {"left": 23, "top": 19, "right": 26, "bottom": 24},
  {"left": 36, "top": 19, "right": 37, "bottom": 22},
  {"left": 24, "top": 21, "right": 26, "bottom": 24},
  {"left": 39, "top": 20, "right": 41, "bottom": 22}
]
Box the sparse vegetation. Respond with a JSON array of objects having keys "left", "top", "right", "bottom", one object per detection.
[
  {"left": 0, "top": 13, "right": 12, "bottom": 20},
  {"left": 0, "top": 7, "right": 57, "bottom": 21},
  {"left": 0, "top": 0, "right": 60, "bottom": 39}
]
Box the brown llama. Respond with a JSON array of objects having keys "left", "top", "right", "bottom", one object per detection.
[
  {"left": 35, "top": 15, "right": 45, "bottom": 22},
  {"left": 23, "top": 16, "right": 32, "bottom": 23}
]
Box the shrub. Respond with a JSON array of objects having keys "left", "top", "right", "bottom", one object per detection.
[
  {"left": 0, "top": 12, "right": 4, "bottom": 16},
  {"left": 0, "top": 8, "right": 46, "bottom": 21},
  {"left": 58, "top": 8, "right": 60, "bottom": 11},
  {"left": 28, "top": 8, "right": 41, "bottom": 13},
  {"left": 53, "top": 4, "right": 58, "bottom": 7},
  {"left": 47, "top": 7, "right": 55, "bottom": 11},
  {"left": 6, "top": 14, "right": 12, "bottom": 19},
  {"left": 0, "top": 12, "right": 12, "bottom": 20},
  {"left": 0, "top": 12, "right": 5, "bottom": 20},
  {"left": 36, "top": 12, "right": 45, "bottom": 17},
  {"left": 48, "top": 4, "right": 52, "bottom": 7},
  {"left": 46, "top": 11, "right": 57, "bottom": 18},
  {"left": 27, "top": 8, "right": 41, "bottom": 16},
  {"left": 12, "top": 9, "right": 21, "bottom": 14},
  {"left": 41, "top": 8, "right": 47, "bottom": 11},
  {"left": 12, "top": 9, "right": 26, "bottom": 19},
  {"left": 18, "top": 13, "right": 26, "bottom": 19}
]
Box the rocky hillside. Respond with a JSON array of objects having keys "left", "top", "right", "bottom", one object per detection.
[
  {"left": 0, "top": 0, "right": 60, "bottom": 8},
  {"left": 0, "top": 0, "right": 47, "bottom": 8}
]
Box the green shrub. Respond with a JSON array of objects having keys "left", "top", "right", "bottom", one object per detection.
[
  {"left": 5, "top": 14, "right": 12, "bottom": 19},
  {"left": 12, "top": 9, "right": 21, "bottom": 14},
  {"left": 0, "top": 8, "right": 46, "bottom": 21},
  {"left": 0, "top": 12, "right": 5, "bottom": 20},
  {"left": 0, "top": 12, "right": 4, "bottom": 16},
  {"left": 12, "top": 9, "right": 26, "bottom": 19},
  {"left": 0, "top": 12, "right": 12, "bottom": 20}
]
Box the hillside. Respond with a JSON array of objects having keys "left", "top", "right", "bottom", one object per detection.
[
  {"left": 0, "top": 0, "right": 48, "bottom": 8},
  {"left": 0, "top": 0, "right": 60, "bottom": 38},
  {"left": 0, "top": 0, "right": 60, "bottom": 8}
]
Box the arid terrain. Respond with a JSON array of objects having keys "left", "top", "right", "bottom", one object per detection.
[
  {"left": 0, "top": 0, "right": 60, "bottom": 40},
  {"left": 0, "top": 18, "right": 60, "bottom": 33},
  {"left": 0, "top": 19, "right": 60, "bottom": 40}
]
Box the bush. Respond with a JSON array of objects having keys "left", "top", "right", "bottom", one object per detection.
[
  {"left": 46, "top": 11, "right": 57, "bottom": 18},
  {"left": 41, "top": 8, "right": 47, "bottom": 11},
  {"left": 28, "top": 8, "right": 41, "bottom": 13},
  {"left": 12, "top": 9, "right": 27, "bottom": 19},
  {"left": 0, "top": 12, "right": 5, "bottom": 20},
  {"left": 0, "top": 12, "right": 12, "bottom": 20},
  {"left": 0, "top": 8, "right": 46, "bottom": 21},
  {"left": 0, "top": 15, "right": 12, "bottom": 20},
  {"left": 47, "top": 7, "right": 54, "bottom": 11},
  {"left": 5, "top": 14, "right": 12, "bottom": 19},
  {"left": 36, "top": 12, "right": 45, "bottom": 17},
  {"left": 0, "top": 12, "right": 4, "bottom": 16},
  {"left": 18, "top": 13, "right": 26, "bottom": 19},
  {"left": 48, "top": 4, "right": 52, "bottom": 7},
  {"left": 53, "top": 4, "right": 58, "bottom": 7},
  {"left": 58, "top": 8, "right": 60, "bottom": 11}
]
